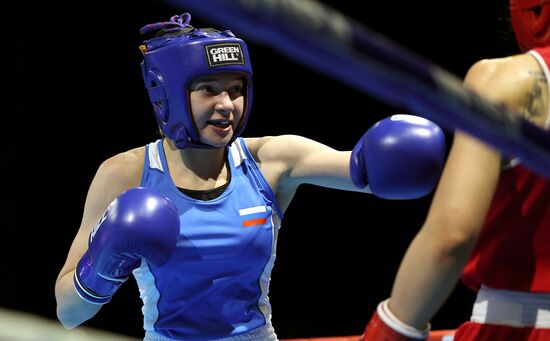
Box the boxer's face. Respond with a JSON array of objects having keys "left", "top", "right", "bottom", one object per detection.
[{"left": 189, "top": 73, "right": 245, "bottom": 148}]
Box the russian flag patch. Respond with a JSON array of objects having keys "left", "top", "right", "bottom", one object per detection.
[{"left": 239, "top": 205, "right": 269, "bottom": 227}]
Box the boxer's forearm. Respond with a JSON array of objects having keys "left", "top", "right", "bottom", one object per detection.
[
  {"left": 388, "top": 229, "right": 475, "bottom": 329},
  {"left": 55, "top": 270, "right": 102, "bottom": 329}
]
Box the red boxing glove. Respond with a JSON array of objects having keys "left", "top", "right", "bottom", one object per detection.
[{"left": 361, "top": 300, "right": 430, "bottom": 341}]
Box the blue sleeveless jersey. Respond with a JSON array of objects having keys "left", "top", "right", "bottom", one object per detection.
[{"left": 133, "top": 138, "right": 283, "bottom": 340}]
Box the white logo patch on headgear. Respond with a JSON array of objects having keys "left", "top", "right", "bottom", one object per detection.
[{"left": 205, "top": 43, "right": 245, "bottom": 67}]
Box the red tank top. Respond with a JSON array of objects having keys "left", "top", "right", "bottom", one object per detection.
[
  {"left": 461, "top": 46, "right": 550, "bottom": 293},
  {"left": 462, "top": 46, "right": 550, "bottom": 292}
]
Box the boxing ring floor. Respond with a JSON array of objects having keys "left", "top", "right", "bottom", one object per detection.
[
  {"left": 0, "top": 308, "right": 455, "bottom": 341},
  {"left": 0, "top": 308, "right": 140, "bottom": 341},
  {"left": 282, "top": 330, "right": 456, "bottom": 341}
]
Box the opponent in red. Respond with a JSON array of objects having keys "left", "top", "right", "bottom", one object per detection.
[{"left": 362, "top": 1, "right": 550, "bottom": 340}]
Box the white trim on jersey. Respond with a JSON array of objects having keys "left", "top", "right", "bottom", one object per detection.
[
  {"left": 149, "top": 140, "right": 164, "bottom": 172},
  {"left": 230, "top": 138, "right": 248, "bottom": 167},
  {"left": 133, "top": 259, "right": 161, "bottom": 332},
  {"left": 258, "top": 214, "right": 280, "bottom": 322}
]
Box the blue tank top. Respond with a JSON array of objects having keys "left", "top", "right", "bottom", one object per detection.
[{"left": 133, "top": 138, "right": 283, "bottom": 340}]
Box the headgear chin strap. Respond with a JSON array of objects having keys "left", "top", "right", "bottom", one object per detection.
[
  {"left": 510, "top": 0, "right": 550, "bottom": 51},
  {"left": 140, "top": 13, "right": 253, "bottom": 149}
]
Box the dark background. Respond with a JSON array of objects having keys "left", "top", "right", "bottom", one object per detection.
[{"left": 11, "top": 0, "right": 518, "bottom": 339}]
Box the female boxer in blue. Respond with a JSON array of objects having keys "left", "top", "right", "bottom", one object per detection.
[{"left": 54, "top": 13, "right": 446, "bottom": 341}]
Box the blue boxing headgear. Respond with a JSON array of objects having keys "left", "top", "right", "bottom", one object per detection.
[{"left": 140, "top": 13, "right": 253, "bottom": 149}]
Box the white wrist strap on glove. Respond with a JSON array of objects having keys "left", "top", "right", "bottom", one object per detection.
[{"left": 378, "top": 299, "right": 431, "bottom": 339}]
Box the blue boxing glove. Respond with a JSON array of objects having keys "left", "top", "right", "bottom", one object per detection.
[
  {"left": 350, "top": 115, "right": 445, "bottom": 199},
  {"left": 74, "top": 187, "right": 180, "bottom": 304}
]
